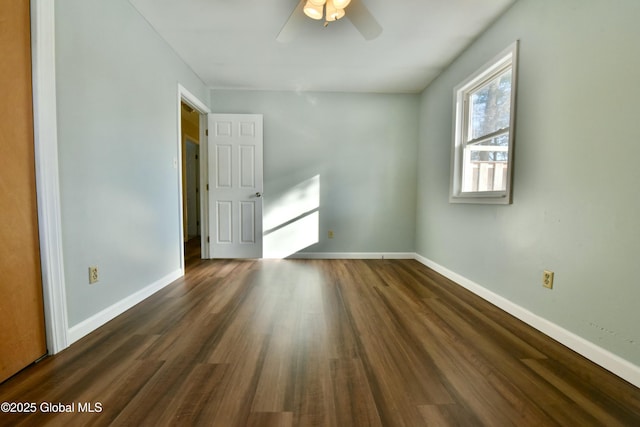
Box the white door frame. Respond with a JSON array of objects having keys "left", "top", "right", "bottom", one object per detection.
[
  {"left": 31, "top": 0, "right": 69, "bottom": 354},
  {"left": 177, "top": 85, "right": 211, "bottom": 267}
]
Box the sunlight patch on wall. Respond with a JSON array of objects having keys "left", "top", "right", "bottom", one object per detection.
[{"left": 263, "top": 175, "right": 320, "bottom": 258}]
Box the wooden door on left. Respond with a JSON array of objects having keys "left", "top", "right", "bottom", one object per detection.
[{"left": 0, "top": 0, "right": 47, "bottom": 383}]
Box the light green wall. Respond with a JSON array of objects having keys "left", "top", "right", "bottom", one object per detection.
[
  {"left": 55, "top": 0, "right": 209, "bottom": 326},
  {"left": 416, "top": 0, "right": 640, "bottom": 364},
  {"left": 211, "top": 90, "right": 419, "bottom": 255}
]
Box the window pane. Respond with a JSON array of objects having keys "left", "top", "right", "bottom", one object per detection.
[
  {"left": 462, "top": 133, "right": 509, "bottom": 193},
  {"left": 469, "top": 69, "right": 512, "bottom": 140},
  {"left": 461, "top": 159, "right": 509, "bottom": 193},
  {"left": 469, "top": 150, "right": 509, "bottom": 163},
  {"left": 470, "top": 133, "right": 509, "bottom": 161}
]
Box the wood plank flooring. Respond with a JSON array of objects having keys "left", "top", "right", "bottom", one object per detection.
[{"left": 1, "top": 244, "right": 639, "bottom": 426}]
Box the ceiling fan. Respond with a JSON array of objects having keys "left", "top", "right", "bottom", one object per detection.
[{"left": 277, "top": 0, "right": 382, "bottom": 42}]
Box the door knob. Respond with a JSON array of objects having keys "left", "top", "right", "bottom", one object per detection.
[{"left": 255, "top": 192, "right": 262, "bottom": 198}]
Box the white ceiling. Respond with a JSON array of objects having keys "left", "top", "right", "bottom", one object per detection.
[{"left": 129, "top": 0, "right": 516, "bottom": 94}]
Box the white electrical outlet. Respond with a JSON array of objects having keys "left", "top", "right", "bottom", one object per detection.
[
  {"left": 543, "top": 270, "right": 554, "bottom": 289},
  {"left": 89, "top": 266, "right": 99, "bottom": 284}
]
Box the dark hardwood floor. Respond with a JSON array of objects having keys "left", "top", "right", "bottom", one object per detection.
[{"left": 1, "top": 242, "right": 639, "bottom": 426}]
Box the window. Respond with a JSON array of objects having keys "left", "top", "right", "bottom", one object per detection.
[{"left": 450, "top": 41, "right": 518, "bottom": 204}]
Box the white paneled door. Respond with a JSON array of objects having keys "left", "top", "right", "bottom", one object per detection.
[{"left": 208, "top": 114, "right": 263, "bottom": 258}]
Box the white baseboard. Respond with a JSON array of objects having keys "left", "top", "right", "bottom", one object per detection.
[
  {"left": 414, "top": 254, "right": 640, "bottom": 388},
  {"left": 67, "top": 269, "right": 183, "bottom": 345},
  {"left": 285, "top": 252, "right": 415, "bottom": 260}
]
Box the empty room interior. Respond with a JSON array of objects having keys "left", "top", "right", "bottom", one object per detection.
[{"left": 2, "top": 0, "right": 640, "bottom": 425}]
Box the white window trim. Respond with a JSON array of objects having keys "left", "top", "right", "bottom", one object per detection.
[{"left": 450, "top": 41, "right": 519, "bottom": 205}]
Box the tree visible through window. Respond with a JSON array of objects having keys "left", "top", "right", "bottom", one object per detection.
[{"left": 470, "top": 68, "right": 511, "bottom": 161}]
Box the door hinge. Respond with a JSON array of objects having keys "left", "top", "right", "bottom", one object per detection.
[
  {"left": 206, "top": 184, "right": 209, "bottom": 191},
  {"left": 206, "top": 129, "right": 209, "bottom": 136},
  {"left": 207, "top": 236, "right": 210, "bottom": 243}
]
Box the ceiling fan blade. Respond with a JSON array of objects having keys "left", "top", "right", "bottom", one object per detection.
[
  {"left": 277, "top": 0, "right": 307, "bottom": 43},
  {"left": 346, "top": 0, "right": 383, "bottom": 40}
]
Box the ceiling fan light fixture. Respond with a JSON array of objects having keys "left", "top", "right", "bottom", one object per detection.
[
  {"left": 326, "top": 8, "right": 345, "bottom": 22},
  {"left": 277, "top": 0, "right": 382, "bottom": 42},
  {"left": 303, "top": 1, "right": 324, "bottom": 20},
  {"left": 332, "top": 0, "right": 351, "bottom": 9},
  {"left": 325, "top": 0, "right": 345, "bottom": 22}
]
